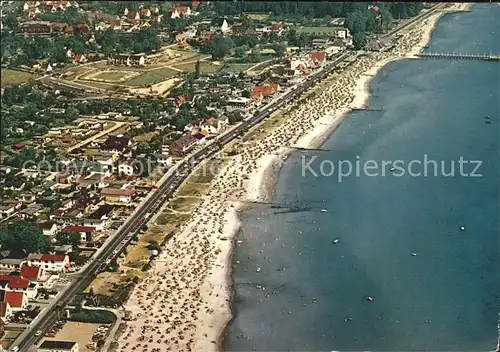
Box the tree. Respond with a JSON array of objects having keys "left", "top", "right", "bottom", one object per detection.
[
  {"left": 250, "top": 46, "right": 260, "bottom": 61},
  {"left": 5, "top": 14, "right": 18, "bottom": 30},
  {"left": 273, "top": 43, "right": 286, "bottom": 57},
  {"left": 0, "top": 221, "right": 51, "bottom": 257},
  {"left": 353, "top": 32, "right": 366, "bottom": 50},
  {"left": 242, "top": 90, "right": 251, "bottom": 98},
  {"left": 194, "top": 59, "right": 201, "bottom": 79},
  {"left": 234, "top": 45, "right": 246, "bottom": 58},
  {"left": 55, "top": 231, "right": 81, "bottom": 248}
]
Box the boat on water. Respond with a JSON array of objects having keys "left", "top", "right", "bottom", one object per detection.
[
  {"left": 333, "top": 238, "right": 340, "bottom": 244},
  {"left": 321, "top": 209, "right": 327, "bottom": 213},
  {"left": 390, "top": 167, "right": 396, "bottom": 172},
  {"left": 411, "top": 252, "right": 417, "bottom": 256},
  {"left": 256, "top": 267, "right": 261, "bottom": 273},
  {"left": 460, "top": 225, "right": 466, "bottom": 231},
  {"left": 367, "top": 296, "right": 374, "bottom": 302}
]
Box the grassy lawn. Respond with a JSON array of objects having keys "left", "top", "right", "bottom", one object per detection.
[
  {"left": 220, "top": 63, "right": 256, "bottom": 73},
  {"left": 92, "top": 71, "right": 134, "bottom": 81},
  {"left": 172, "top": 60, "right": 222, "bottom": 73},
  {"left": 1, "top": 69, "right": 37, "bottom": 87},
  {"left": 125, "top": 67, "right": 179, "bottom": 86},
  {"left": 296, "top": 26, "right": 339, "bottom": 35}
]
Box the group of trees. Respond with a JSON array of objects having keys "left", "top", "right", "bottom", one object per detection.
[
  {"left": 213, "top": 2, "right": 424, "bottom": 50},
  {"left": 0, "top": 221, "right": 51, "bottom": 257}
]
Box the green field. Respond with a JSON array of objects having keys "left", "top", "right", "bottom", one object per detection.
[
  {"left": 1, "top": 69, "right": 37, "bottom": 87},
  {"left": 296, "top": 26, "right": 339, "bottom": 35},
  {"left": 92, "top": 71, "right": 133, "bottom": 81},
  {"left": 219, "top": 63, "right": 256, "bottom": 74},
  {"left": 172, "top": 61, "right": 222, "bottom": 73},
  {"left": 126, "top": 67, "right": 179, "bottom": 86}
]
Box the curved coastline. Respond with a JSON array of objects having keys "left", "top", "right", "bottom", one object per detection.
[
  {"left": 219, "top": 2, "right": 475, "bottom": 350},
  {"left": 113, "top": 4, "right": 476, "bottom": 352}
]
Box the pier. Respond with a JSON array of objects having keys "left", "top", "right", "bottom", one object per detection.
[{"left": 418, "top": 51, "right": 500, "bottom": 61}]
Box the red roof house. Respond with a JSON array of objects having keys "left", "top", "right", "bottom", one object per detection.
[
  {"left": 4, "top": 291, "right": 27, "bottom": 309},
  {"left": 20, "top": 265, "right": 41, "bottom": 282},
  {"left": 311, "top": 52, "right": 327, "bottom": 64},
  {"left": 40, "top": 254, "right": 67, "bottom": 262}
]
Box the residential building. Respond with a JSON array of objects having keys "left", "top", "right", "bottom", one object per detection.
[
  {"left": 38, "top": 221, "right": 58, "bottom": 239},
  {"left": 311, "top": 52, "right": 327, "bottom": 65},
  {"left": 0, "top": 258, "right": 26, "bottom": 271},
  {"left": 0, "top": 301, "right": 12, "bottom": 322},
  {"left": 200, "top": 118, "right": 221, "bottom": 133},
  {"left": 18, "top": 21, "right": 52, "bottom": 36},
  {"left": 20, "top": 265, "right": 42, "bottom": 282},
  {"left": 61, "top": 225, "right": 96, "bottom": 243},
  {"left": 117, "top": 160, "right": 135, "bottom": 176},
  {"left": 226, "top": 97, "right": 253, "bottom": 113},
  {"left": 101, "top": 134, "right": 132, "bottom": 153},
  {"left": 27, "top": 253, "right": 70, "bottom": 272},
  {"left": 169, "top": 134, "right": 198, "bottom": 157},
  {"left": 100, "top": 188, "right": 136, "bottom": 203},
  {"left": 37, "top": 340, "right": 79, "bottom": 352},
  {"left": 170, "top": 6, "right": 191, "bottom": 19},
  {"left": 155, "top": 154, "right": 173, "bottom": 168},
  {"left": 107, "top": 53, "right": 146, "bottom": 67},
  {"left": 1, "top": 290, "right": 28, "bottom": 311},
  {"left": 0, "top": 205, "right": 15, "bottom": 219}
]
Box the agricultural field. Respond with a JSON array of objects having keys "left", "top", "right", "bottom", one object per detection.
[{"left": 1, "top": 68, "right": 37, "bottom": 87}]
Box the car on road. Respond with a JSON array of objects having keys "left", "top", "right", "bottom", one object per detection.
[{"left": 35, "top": 330, "right": 42, "bottom": 337}]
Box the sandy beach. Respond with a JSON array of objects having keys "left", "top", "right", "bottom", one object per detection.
[{"left": 114, "top": 4, "right": 472, "bottom": 352}]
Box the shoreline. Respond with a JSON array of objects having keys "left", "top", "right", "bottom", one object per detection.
[{"left": 114, "top": 4, "right": 475, "bottom": 352}]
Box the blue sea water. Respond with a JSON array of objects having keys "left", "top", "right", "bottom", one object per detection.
[{"left": 225, "top": 4, "right": 500, "bottom": 352}]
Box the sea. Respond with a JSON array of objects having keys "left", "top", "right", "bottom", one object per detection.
[{"left": 224, "top": 4, "right": 500, "bottom": 352}]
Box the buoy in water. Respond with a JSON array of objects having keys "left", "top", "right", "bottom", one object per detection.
[{"left": 460, "top": 225, "right": 466, "bottom": 231}]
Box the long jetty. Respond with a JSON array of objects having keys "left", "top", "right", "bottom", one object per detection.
[{"left": 418, "top": 51, "right": 500, "bottom": 61}]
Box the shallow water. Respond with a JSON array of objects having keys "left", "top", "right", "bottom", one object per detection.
[{"left": 225, "top": 4, "right": 500, "bottom": 352}]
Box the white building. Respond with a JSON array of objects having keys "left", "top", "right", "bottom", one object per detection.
[
  {"left": 226, "top": 97, "right": 252, "bottom": 113},
  {"left": 26, "top": 254, "right": 70, "bottom": 273},
  {"left": 156, "top": 154, "right": 173, "bottom": 168}
]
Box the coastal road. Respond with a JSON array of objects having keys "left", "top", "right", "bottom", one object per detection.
[
  {"left": 10, "top": 8, "right": 436, "bottom": 350},
  {"left": 9, "top": 51, "right": 349, "bottom": 352}
]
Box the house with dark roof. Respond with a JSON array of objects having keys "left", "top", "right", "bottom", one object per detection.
[
  {"left": 61, "top": 225, "right": 96, "bottom": 243},
  {"left": 101, "top": 134, "right": 132, "bottom": 153},
  {"left": 38, "top": 220, "right": 58, "bottom": 239},
  {"left": 169, "top": 134, "right": 198, "bottom": 157}
]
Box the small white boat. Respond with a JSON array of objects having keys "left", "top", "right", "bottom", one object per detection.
[
  {"left": 460, "top": 225, "right": 466, "bottom": 231},
  {"left": 321, "top": 209, "right": 327, "bottom": 213},
  {"left": 333, "top": 239, "right": 340, "bottom": 244},
  {"left": 367, "top": 296, "right": 374, "bottom": 302},
  {"left": 390, "top": 167, "right": 396, "bottom": 172},
  {"left": 256, "top": 267, "right": 261, "bottom": 273},
  {"left": 411, "top": 252, "right": 417, "bottom": 257}
]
